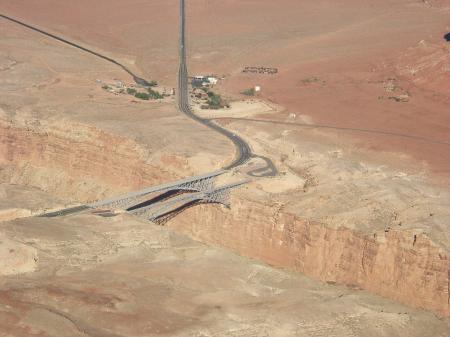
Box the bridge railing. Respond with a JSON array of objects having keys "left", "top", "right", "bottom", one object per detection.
[
  {"left": 89, "top": 170, "right": 227, "bottom": 209},
  {"left": 130, "top": 179, "right": 249, "bottom": 221}
]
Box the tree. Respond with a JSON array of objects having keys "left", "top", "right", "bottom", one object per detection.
[
  {"left": 147, "top": 88, "right": 164, "bottom": 99},
  {"left": 134, "top": 92, "right": 150, "bottom": 100}
]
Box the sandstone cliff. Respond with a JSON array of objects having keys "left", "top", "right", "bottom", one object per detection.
[
  {"left": 0, "top": 119, "right": 178, "bottom": 203},
  {"left": 170, "top": 194, "right": 450, "bottom": 317},
  {"left": 1, "top": 119, "right": 449, "bottom": 317}
]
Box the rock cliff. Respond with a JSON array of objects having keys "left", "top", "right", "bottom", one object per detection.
[
  {"left": 1, "top": 118, "right": 449, "bottom": 317},
  {"left": 170, "top": 194, "right": 450, "bottom": 317},
  {"left": 0, "top": 119, "right": 178, "bottom": 203}
]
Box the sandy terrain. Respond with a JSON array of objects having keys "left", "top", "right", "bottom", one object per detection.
[
  {"left": 0, "top": 17, "right": 234, "bottom": 177},
  {"left": 1, "top": 0, "right": 450, "bottom": 334},
  {"left": 1, "top": 0, "right": 449, "bottom": 176},
  {"left": 0, "top": 184, "right": 65, "bottom": 222},
  {"left": 194, "top": 100, "right": 280, "bottom": 119},
  {"left": 1, "top": 213, "right": 449, "bottom": 337}
]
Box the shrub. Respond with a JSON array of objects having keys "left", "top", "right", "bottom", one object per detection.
[
  {"left": 147, "top": 88, "right": 164, "bottom": 99},
  {"left": 134, "top": 92, "right": 150, "bottom": 100},
  {"left": 301, "top": 77, "right": 325, "bottom": 85},
  {"left": 241, "top": 88, "right": 255, "bottom": 96},
  {"left": 205, "top": 91, "right": 227, "bottom": 108},
  {"left": 127, "top": 88, "right": 137, "bottom": 95},
  {"left": 148, "top": 80, "right": 158, "bottom": 87}
]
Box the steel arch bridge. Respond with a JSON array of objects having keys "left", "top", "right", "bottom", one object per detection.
[{"left": 40, "top": 171, "right": 248, "bottom": 224}]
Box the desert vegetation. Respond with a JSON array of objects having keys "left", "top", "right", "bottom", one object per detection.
[
  {"left": 204, "top": 90, "right": 228, "bottom": 109},
  {"left": 241, "top": 88, "right": 256, "bottom": 96}
]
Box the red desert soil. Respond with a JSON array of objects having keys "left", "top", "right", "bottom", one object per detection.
[
  {"left": 1, "top": 0, "right": 449, "bottom": 181},
  {"left": 1, "top": 0, "right": 450, "bottom": 326}
]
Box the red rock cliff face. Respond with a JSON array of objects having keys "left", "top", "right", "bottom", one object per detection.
[
  {"left": 170, "top": 197, "right": 450, "bottom": 317},
  {"left": 0, "top": 120, "right": 177, "bottom": 202},
  {"left": 2, "top": 120, "right": 449, "bottom": 317}
]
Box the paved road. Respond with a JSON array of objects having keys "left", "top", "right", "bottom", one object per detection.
[
  {"left": 178, "top": 0, "right": 277, "bottom": 177},
  {"left": 38, "top": 205, "right": 91, "bottom": 218},
  {"left": 1, "top": 9, "right": 277, "bottom": 177},
  {"left": 1, "top": 7, "right": 277, "bottom": 218},
  {"left": 0, "top": 14, "right": 151, "bottom": 86}
]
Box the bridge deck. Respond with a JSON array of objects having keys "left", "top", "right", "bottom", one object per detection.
[
  {"left": 89, "top": 170, "right": 226, "bottom": 208},
  {"left": 130, "top": 180, "right": 249, "bottom": 220}
]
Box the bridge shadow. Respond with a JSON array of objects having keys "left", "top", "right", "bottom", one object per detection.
[
  {"left": 152, "top": 200, "right": 225, "bottom": 226},
  {"left": 127, "top": 189, "right": 189, "bottom": 211},
  {"left": 445, "top": 33, "right": 450, "bottom": 42},
  {"left": 152, "top": 200, "right": 199, "bottom": 225}
]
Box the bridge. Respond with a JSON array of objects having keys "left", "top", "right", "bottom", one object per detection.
[
  {"left": 88, "top": 170, "right": 227, "bottom": 210},
  {"left": 129, "top": 180, "right": 248, "bottom": 225},
  {"left": 6, "top": 0, "right": 257, "bottom": 224},
  {"left": 41, "top": 170, "right": 248, "bottom": 224}
]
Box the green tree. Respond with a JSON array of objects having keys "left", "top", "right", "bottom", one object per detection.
[
  {"left": 147, "top": 88, "right": 164, "bottom": 99},
  {"left": 134, "top": 92, "right": 150, "bottom": 100}
]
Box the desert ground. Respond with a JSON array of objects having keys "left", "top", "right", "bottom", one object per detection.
[{"left": 0, "top": 0, "right": 450, "bottom": 335}]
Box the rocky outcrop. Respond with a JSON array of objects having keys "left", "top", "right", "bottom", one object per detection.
[
  {"left": 170, "top": 195, "right": 450, "bottom": 317},
  {"left": 1, "top": 119, "right": 449, "bottom": 317},
  {"left": 396, "top": 40, "right": 450, "bottom": 99},
  {"left": 0, "top": 120, "right": 178, "bottom": 202}
]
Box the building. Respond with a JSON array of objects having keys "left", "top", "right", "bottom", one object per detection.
[
  {"left": 191, "top": 75, "right": 218, "bottom": 87},
  {"left": 207, "top": 77, "right": 218, "bottom": 85}
]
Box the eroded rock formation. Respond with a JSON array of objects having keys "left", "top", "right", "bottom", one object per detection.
[
  {"left": 0, "top": 119, "right": 178, "bottom": 203},
  {"left": 170, "top": 195, "right": 450, "bottom": 317}
]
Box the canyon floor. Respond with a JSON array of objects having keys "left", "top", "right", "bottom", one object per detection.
[
  {"left": 1, "top": 0, "right": 450, "bottom": 335},
  {"left": 1, "top": 213, "right": 449, "bottom": 337}
]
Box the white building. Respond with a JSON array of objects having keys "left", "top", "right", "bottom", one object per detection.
[{"left": 207, "top": 77, "right": 218, "bottom": 85}]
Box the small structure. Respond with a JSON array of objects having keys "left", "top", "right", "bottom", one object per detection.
[
  {"left": 191, "top": 75, "right": 218, "bottom": 87},
  {"left": 207, "top": 77, "right": 218, "bottom": 85},
  {"left": 192, "top": 88, "right": 209, "bottom": 99},
  {"left": 191, "top": 77, "right": 207, "bottom": 87}
]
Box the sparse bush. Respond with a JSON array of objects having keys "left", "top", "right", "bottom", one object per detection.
[
  {"left": 241, "top": 88, "right": 255, "bottom": 96},
  {"left": 148, "top": 80, "right": 158, "bottom": 87},
  {"left": 102, "top": 85, "right": 110, "bottom": 90},
  {"left": 147, "top": 88, "right": 164, "bottom": 99},
  {"left": 206, "top": 91, "right": 227, "bottom": 109},
  {"left": 134, "top": 92, "right": 150, "bottom": 100},
  {"left": 301, "top": 77, "right": 325, "bottom": 85},
  {"left": 127, "top": 88, "right": 137, "bottom": 95}
]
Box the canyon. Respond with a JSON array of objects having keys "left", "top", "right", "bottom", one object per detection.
[
  {"left": 1, "top": 108, "right": 450, "bottom": 335},
  {"left": 0, "top": 0, "right": 450, "bottom": 335},
  {"left": 2, "top": 115, "right": 449, "bottom": 317}
]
